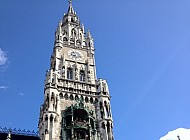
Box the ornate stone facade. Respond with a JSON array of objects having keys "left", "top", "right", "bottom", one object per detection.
[{"left": 38, "top": 1, "right": 114, "bottom": 140}]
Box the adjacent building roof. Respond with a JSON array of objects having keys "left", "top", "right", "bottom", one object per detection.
[{"left": 0, "top": 127, "right": 39, "bottom": 140}]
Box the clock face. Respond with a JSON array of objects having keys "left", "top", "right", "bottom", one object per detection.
[{"left": 67, "top": 49, "right": 84, "bottom": 61}]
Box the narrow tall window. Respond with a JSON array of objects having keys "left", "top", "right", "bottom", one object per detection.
[
  {"left": 80, "top": 70, "right": 85, "bottom": 82},
  {"left": 71, "top": 29, "right": 76, "bottom": 38},
  {"left": 67, "top": 68, "right": 73, "bottom": 80}
]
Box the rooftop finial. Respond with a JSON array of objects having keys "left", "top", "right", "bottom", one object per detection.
[
  {"left": 68, "top": 0, "right": 72, "bottom": 5},
  {"left": 67, "top": 0, "right": 74, "bottom": 14}
]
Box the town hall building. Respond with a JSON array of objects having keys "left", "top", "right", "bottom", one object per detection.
[{"left": 38, "top": 1, "right": 114, "bottom": 140}]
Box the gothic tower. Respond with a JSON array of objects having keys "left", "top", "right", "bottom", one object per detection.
[{"left": 38, "top": 1, "right": 114, "bottom": 140}]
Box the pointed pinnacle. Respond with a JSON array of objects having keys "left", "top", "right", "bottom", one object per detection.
[{"left": 68, "top": 0, "right": 72, "bottom": 4}]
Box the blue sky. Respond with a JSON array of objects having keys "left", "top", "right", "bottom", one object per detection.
[{"left": 0, "top": 0, "right": 190, "bottom": 140}]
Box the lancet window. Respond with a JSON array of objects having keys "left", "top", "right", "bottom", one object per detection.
[
  {"left": 79, "top": 70, "right": 85, "bottom": 82},
  {"left": 67, "top": 68, "right": 73, "bottom": 80}
]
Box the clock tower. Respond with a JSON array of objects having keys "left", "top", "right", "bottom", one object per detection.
[{"left": 38, "top": 1, "right": 114, "bottom": 140}]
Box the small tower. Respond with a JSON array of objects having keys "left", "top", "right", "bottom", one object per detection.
[{"left": 38, "top": 1, "right": 114, "bottom": 140}]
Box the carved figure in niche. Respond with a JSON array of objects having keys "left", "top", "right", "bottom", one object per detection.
[
  {"left": 45, "top": 129, "right": 48, "bottom": 134},
  {"left": 102, "top": 122, "right": 105, "bottom": 129},
  {"left": 71, "top": 29, "right": 76, "bottom": 38},
  {"left": 108, "top": 104, "right": 111, "bottom": 117},
  {"left": 63, "top": 30, "right": 67, "bottom": 35},
  {"left": 103, "top": 102, "right": 111, "bottom": 117},
  {"left": 54, "top": 116, "right": 57, "bottom": 122},
  {"left": 100, "top": 110, "right": 104, "bottom": 119},
  {"left": 107, "top": 121, "right": 111, "bottom": 133},
  {"left": 74, "top": 133, "right": 77, "bottom": 139},
  {"left": 67, "top": 67, "right": 73, "bottom": 80},
  {"left": 61, "top": 66, "right": 65, "bottom": 78},
  {"left": 87, "top": 70, "right": 91, "bottom": 82},
  {"left": 80, "top": 70, "right": 85, "bottom": 82},
  {"left": 75, "top": 66, "right": 79, "bottom": 80},
  {"left": 45, "top": 115, "right": 48, "bottom": 121},
  {"left": 76, "top": 40, "right": 81, "bottom": 46},
  {"left": 55, "top": 96, "right": 58, "bottom": 111},
  {"left": 45, "top": 96, "right": 49, "bottom": 109}
]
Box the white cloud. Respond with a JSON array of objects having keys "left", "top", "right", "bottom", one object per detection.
[
  {"left": 0, "top": 86, "right": 8, "bottom": 90},
  {"left": 18, "top": 92, "right": 24, "bottom": 96},
  {"left": 0, "top": 48, "right": 7, "bottom": 66},
  {"left": 159, "top": 128, "right": 190, "bottom": 140}
]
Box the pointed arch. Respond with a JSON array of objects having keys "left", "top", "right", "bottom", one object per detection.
[
  {"left": 94, "top": 98, "right": 98, "bottom": 104},
  {"left": 64, "top": 93, "right": 69, "bottom": 100},
  {"left": 79, "top": 70, "right": 85, "bottom": 82},
  {"left": 75, "top": 95, "right": 79, "bottom": 101},
  {"left": 70, "top": 94, "right": 74, "bottom": 100},
  {"left": 76, "top": 40, "right": 81, "bottom": 45},
  {"left": 67, "top": 67, "right": 73, "bottom": 80},
  {"left": 50, "top": 114, "right": 54, "bottom": 122},
  {"left": 71, "top": 28, "right": 76, "bottom": 38},
  {"left": 107, "top": 121, "right": 111, "bottom": 133},
  {"left": 45, "top": 129, "right": 48, "bottom": 134},
  {"left": 51, "top": 92, "right": 55, "bottom": 101},
  {"left": 80, "top": 95, "right": 84, "bottom": 101},
  {"left": 63, "top": 37, "right": 68, "bottom": 41},
  {"left": 59, "top": 93, "right": 63, "bottom": 99},
  {"left": 44, "top": 115, "right": 48, "bottom": 121},
  {"left": 102, "top": 122, "right": 105, "bottom": 129},
  {"left": 85, "top": 96, "right": 89, "bottom": 103},
  {"left": 90, "top": 97, "right": 93, "bottom": 104}
]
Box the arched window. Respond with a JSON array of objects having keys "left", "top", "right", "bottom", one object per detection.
[
  {"left": 90, "top": 97, "right": 93, "bottom": 104},
  {"left": 94, "top": 98, "right": 98, "bottom": 104},
  {"left": 85, "top": 97, "right": 89, "bottom": 103},
  {"left": 67, "top": 68, "right": 73, "bottom": 80},
  {"left": 71, "top": 29, "right": 76, "bottom": 38},
  {"left": 50, "top": 114, "right": 54, "bottom": 122},
  {"left": 70, "top": 95, "right": 74, "bottom": 100},
  {"left": 102, "top": 122, "right": 105, "bottom": 129},
  {"left": 71, "top": 18, "right": 74, "bottom": 22},
  {"left": 63, "top": 30, "right": 67, "bottom": 35},
  {"left": 76, "top": 40, "right": 81, "bottom": 45},
  {"left": 79, "top": 70, "right": 85, "bottom": 82},
  {"left": 51, "top": 92, "right": 55, "bottom": 101},
  {"left": 80, "top": 95, "right": 84, "bottom": 101},
  {"left": 63, "top": 37, "right": 68, "bottom": 41},
  {"left": 107, "top": 121, "right": 110, "bottom": 133},
  {"left": 64, "top": 93, "right": 68, "bottom": 100},
  {"left": 59, "top": 93, "right": 63, "bottom": 99},
  {"left": 75, "top": 95, "right": 79, "bottom": 101},
  {"left": 45, "top": 129, "right": 48, "bottom": 134},
  {"left": 45, "top": 115, "right": 48, "bottom": 121}
]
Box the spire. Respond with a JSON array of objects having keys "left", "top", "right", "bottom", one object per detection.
[
  {"left": 68, "top": 0, "right": 75, "bottom": 14},
  {"left": 57, "top": 21, "right": 62, "bottom": 33},
  {"left": 87, "top": 30, "right": 92, "bottom": 38}
]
